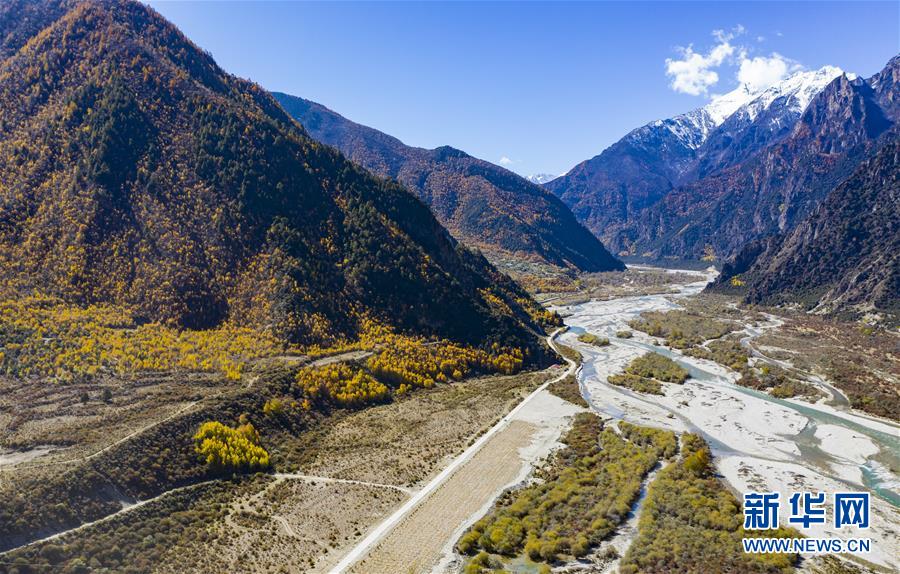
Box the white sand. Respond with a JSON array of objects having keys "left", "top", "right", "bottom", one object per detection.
[
  {"left": 719, "top": 456, "right": 900, "bottom": 571},
  {"left": 795, "top": 399, "right": 900, "bottom": 437},
  {"left": 553, "top": 277, "right": 900, "bottom": 572},
  {"left": 814, "top": 424, "right": 881, "bottom": 483}
]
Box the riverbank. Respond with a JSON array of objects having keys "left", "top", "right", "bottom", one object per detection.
[
  {"left": 332, "top": 329, "right": 583, "bottom": 573},
  {"left": 553, "top": 269, "right": 900, "bottom": 572}
]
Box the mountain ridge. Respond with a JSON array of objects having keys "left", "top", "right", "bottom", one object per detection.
[
  {"left": 272, "top": 92, "right": 624, "bottom": 273},
  {"left": 546, "top": 65, "right": 850, "bottom": 255},
  {"left": 711, "top": 137, "right": 899, "bottom": 324},
  {"left": 0, "top": 0, "right": 547, "bottom": 349},
  {"left": 623, "top": 60, "right": 896, "bottom": 260}
]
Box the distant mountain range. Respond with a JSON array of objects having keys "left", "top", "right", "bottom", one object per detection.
[
  {"left": 628, "top": 61, "right": 896, "bottom": 260},
  {"left": 525, "top": 173, "right": 559, "bottom": 185},
  {"left": 0, "top": 0, "right": 548, "bottom": 348},
  {"left": 272, "top": 93, "right": 623, "bottom": 273},
  {"left": 548, "top": 58, "right": 898, "bottom": 319},
  {"left": 546, "top": 65, "right": 858, "bottom": 259}
]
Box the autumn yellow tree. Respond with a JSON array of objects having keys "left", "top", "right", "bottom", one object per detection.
[{"left": 193, "top": 421, "right": 270, "bottom": 472}]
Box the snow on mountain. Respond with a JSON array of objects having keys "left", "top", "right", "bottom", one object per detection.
[
  {"left": 646, "top": 83, "right": 758, "bottom": 151},
  {"left": 656, "top": 65, "right": 847, "bottom": 150},
  {"left": 525, "top": 173, "right": 559, "bottom": 185},
  {"left": 546, "top": 60, "right": 876, "bottom": 260},
  {"left": 656, "top": 109, "right": 718, "bottom": 149},
  {"left": 730, "top": 65, "right": 845, "bottom": 123},
  {"left": 704, "top": 83, "right": 759, "bottom": 125}
]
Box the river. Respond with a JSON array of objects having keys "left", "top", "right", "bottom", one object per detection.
[{"left": 552, "top": 269, "right": 900, "bottom": 571}]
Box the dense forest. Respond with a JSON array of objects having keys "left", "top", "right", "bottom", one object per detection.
[{"left": 0, "top": 0, "right": 551, "bottom": 354}]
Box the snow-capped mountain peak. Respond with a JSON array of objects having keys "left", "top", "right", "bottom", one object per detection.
[
  {"left": 704, "top": 83, "right": 759, "bottom": 125},
  {"left": 736, "top": 65, "right": 846, "bottom": 122},
  {"left": 652, "top": 84, "right": 762, "bottom": 151},
  {"left": 660, "top": 65, "right": 847, "bottom": 150},
  {"left": 525, "top": 173, "right": 560, "bottom": 185}
]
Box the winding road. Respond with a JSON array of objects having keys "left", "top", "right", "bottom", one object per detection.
[
  {"left": 0, "top": 350, "right": 375, "bottom": 475},
  {"left": 0, "top": 348, "right": 384, "bottom": 557}
]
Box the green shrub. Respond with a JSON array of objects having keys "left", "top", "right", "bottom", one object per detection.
[
  {"left": 685, "top": 339, "right": 749, "bottom": 370},
  {"left": 607, "top": 352, "right": 688, "bottom": 394},
  {"left": 624, "top": 352, "right": 689, "bottom": 384},
  {"left": 737, "top": 364, "right": 820, "bottom": 399},
  {"left": 578, "top": 333, "right": 610, "bottom": 347},
  {"left": 608, "top": 373, "right": 663, "bottom": 394},
  {"left": 457, "top": 414, "right": 676, "bottom": 567},
  {"left": 548, "top": 373, "right": 589, "bottom": 408},
  {"left": 620, "top": 434, "right": 799, "bottom": 574}
]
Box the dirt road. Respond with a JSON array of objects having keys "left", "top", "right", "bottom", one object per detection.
[{"left": 331, "top": 328, "right": 578, "bottom": 573}]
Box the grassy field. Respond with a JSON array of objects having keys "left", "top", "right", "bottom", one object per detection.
[
  {"left": 0, "top": 371, "right": 232, "bottom": 456},
  {"left": 160, "top": 476, "right": 409, "bottom": 573},
  {"left": 753, "top": 314, "right": 900, "bottom": 420},
  {"left": 281, "top": 369, "right": 549, "bottom": 487},
  {"left": 516, "top": 266, "right": 704, "bottom": 306}
]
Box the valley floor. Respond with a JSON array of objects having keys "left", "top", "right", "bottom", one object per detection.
[
  {"left": 0, "top": 349, "right": 566, "bottom": 572},
  {"left": 334, "top": 266, "right": 899, "bottom": 574},
  {"left": 553, "top": 268, "right": 900, "bottom": 573},
  {"left": 336, "top": 329, "right": 581, "bottom": 573},
  {"left": 2, "top": 267, "right": 897, "bottom": 574}
]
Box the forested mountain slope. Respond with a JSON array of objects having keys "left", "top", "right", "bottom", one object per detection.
[
  {"left": 273, "top": 93, "right": 624, "bottom": 272},
  {"left": 712, "top": 139, "right": 899, "bottom": 323},
  {"left": 0, "top": 0, "right": 546, "bottom": 348}
]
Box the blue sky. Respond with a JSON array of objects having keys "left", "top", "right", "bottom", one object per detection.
[{"left": 149, "top": 1, "right": 899, "bottom": 177}]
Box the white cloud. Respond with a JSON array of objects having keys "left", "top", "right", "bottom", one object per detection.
[
  {"left": 499, "top": 156, "right": 514, "bottom": 166},
  {"left": 665, "top": 28, "right": 742, "bottom": 96},
  {"left": 665, "top": 27, "right": 803, "bottom": 97},
  {"left": 665, "top": 44, "right": 732, "bottom": 96},
  {"left": 737, "top": 52, "right": 801, "bottom": 91},
  {"left": 714, "top": 25, "right": 744, "bottom": 42}
]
